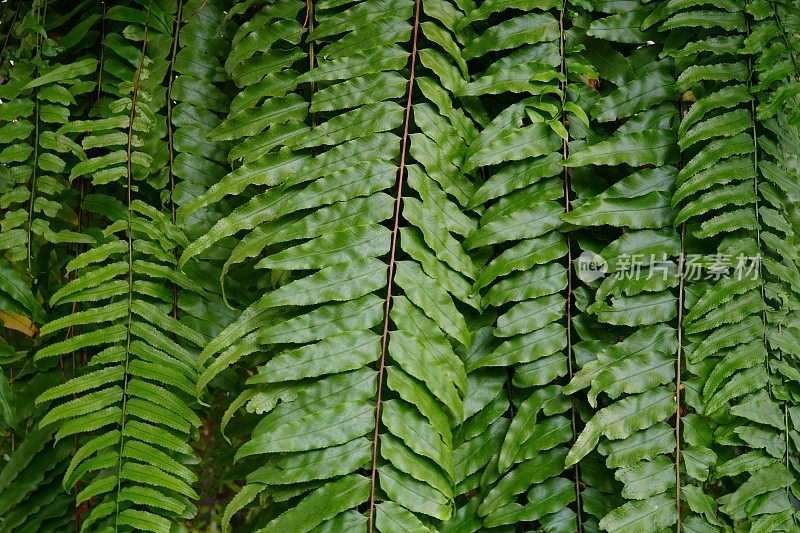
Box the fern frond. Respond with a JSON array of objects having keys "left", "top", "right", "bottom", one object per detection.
[
  {"left": 560, "top": 5, "right": 685, "bottom": 530},
  {"left": 659, "top": 0, "right": 800, "bottom": 527},
  {"left": 188, "top": 0, "right": 483, "bottom": 529},
  {"left": 35, "top": 5, "right": 207, "bottom": 529}
]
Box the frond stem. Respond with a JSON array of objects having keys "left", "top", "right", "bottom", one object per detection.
[
  {"left": 26, "top": 0, "right": 47, "bottom": 272},
  {"left": 367, "top": 0, "right": 421, "bottom": 528},
  {"left": 675, "top": 223, "right": 685, "bottom": 533},
  {"left": 166, "top": 0, "right": 184, "bottom": 321},
  {"left": 559, "top": 4, "right": 583, "bottom": 531},
  {"left": 114, "top": 4, "right": 151, "bottom": 527},
  {"left": 744, "top": 0, "right": 770, "bottom": 400},
  {"left": 166, "top": 0, "right": 183, "bottom": 227},
  {"left": 95, "top": 1, "right": 107, "bottom": 115}
]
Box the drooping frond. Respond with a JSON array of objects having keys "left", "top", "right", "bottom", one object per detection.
[
  {"left": 186, "top": 0, "right": 483, "bottom": 529},
  {"left": 561, "top": 2, "right": 684, "bottom": 530},
  {"left": 34, "top": 4, "right": 209, "bottom": 530},
  {"left": 450, "top": 0, "right": 583, "bottom": 529},
  {"left": 656, "top": 0, "right": 800, "bottom": 528}
]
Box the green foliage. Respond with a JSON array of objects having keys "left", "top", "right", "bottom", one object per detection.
[{"left": 0, "top": 0, "right": 799, "bottom": 531}]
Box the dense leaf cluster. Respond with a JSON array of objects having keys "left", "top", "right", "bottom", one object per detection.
[{"left": 0, "top": 0, "right": 799, "bottom": 531}]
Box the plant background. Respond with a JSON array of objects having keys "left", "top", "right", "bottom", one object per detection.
[{"left": 0, "top": 0, "right": 800, "bottom": 531}]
